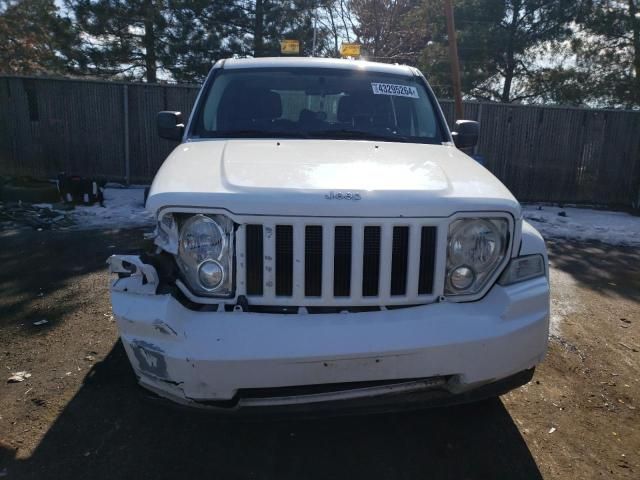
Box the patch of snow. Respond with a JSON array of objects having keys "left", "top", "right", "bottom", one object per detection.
[
  {"left": 37, "top": 187, "right": 153, "bottom": 230},
  {"left": 523, "top": 205, "right": 640, "bottom": 247},
  {"left": 73, "top": 187, "right": 153, "bottom": 229}
]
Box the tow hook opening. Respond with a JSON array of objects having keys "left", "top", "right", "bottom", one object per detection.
[{"left": 234, "top": 295, "right": 249, "bottom": 312}]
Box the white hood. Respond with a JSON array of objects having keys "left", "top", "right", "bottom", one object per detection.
[
  {"left": 147, "top": 139, "right": 520, "bottom": 218},
  {"left": 219, "top": 140, "right": 449, "bottom": 192}
]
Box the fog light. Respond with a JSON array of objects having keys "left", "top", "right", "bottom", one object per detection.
[
  {"left": 450, "top": 266, "right": 475, "bottom": 290},
  {"left": 198, "top": 260, "right": 224, "bottom": 290}
]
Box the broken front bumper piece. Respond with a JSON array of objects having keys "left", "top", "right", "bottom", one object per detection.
[{"left": 108, "top": 255, "right": 550, "bottom": 412}]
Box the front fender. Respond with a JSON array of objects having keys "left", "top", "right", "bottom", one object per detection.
[{"left": 519, "top": 220, "right": 549, "bottom": 277}]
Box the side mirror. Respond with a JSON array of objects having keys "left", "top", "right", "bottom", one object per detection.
[
  {"left": 157, "top": 111, "right": 184, "bottom": 141},
  {"left": 452, "top": 120, "right": 479, "bottom": 149}
]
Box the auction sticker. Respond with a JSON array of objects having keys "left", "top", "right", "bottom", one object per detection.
[{"left": 371, "top": 83, "right": 419, "bottom": 98}]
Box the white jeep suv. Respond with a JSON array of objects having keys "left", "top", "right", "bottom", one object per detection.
[{"left": 109, "top": 57, "right": 550, "bottom": 413}]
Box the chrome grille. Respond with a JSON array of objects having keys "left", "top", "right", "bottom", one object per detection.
[{"left": 239, "top": 220, "right": 438, "bottom": 307}]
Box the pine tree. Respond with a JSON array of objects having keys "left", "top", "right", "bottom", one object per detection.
[
  {"left": 164, "top": 0, "right": 245, "bottom": 82},
  {"left": 415, "top": 0, "right": 505, "bottom": 100},
  {"left": 67, "top": 0, "right": 171, "bottom": 82},
  {"left": 0, "top": 0, "right": 81, "bottom": 75},
  {"left": 417, "top": 0, "right": 575, "bottom": 103},
  {"left": 245, "top": 0, "right": 324, "bottom": 57},
  {"left": 568, "top": 0, "right": 640, "bottom": 107},
  {"left": 350, "top": 0, "right": 576, "bottom": 103},
  {"left": 67, "top": 0, "right": 324, "bottom": 82}
]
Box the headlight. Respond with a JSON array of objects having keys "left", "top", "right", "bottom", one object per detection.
[
  {"left": 445, "top": 217, "right": 509, "bottom": 296},
  {"left": 176, "top": 214, "right": 234, "bottom": 296}
]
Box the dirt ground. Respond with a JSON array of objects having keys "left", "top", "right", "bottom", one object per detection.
[{"left": 0, "top": 227, "right": 638, "bottom": 480}]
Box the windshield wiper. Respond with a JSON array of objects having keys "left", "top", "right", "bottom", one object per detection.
[
  {"left": 211, "top": 130, "right": 309, "bottom": 139},
  {"left": 308, "top": 129, "right": 410, "bottom": 142}
]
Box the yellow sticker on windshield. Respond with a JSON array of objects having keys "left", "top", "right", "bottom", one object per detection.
[{"left": 371, "top": 83, "right": 418, "bottom": 98}]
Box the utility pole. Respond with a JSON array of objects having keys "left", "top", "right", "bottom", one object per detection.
[
  {"left": 312, "top": 3, "right": 318, "bottom": 56},
  {"left": 443, "top": 0, "right": 464, "bottom": 120},
  {"left": 254, "top": 0, "right": 264, "bottom": 57}
]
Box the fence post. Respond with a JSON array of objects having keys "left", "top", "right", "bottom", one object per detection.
[
  {"left": 123, "top": 84, "right": 130, "bottom": 185},
  {"left": 474, "top": 102, "right": 483, "bottom": 157}
]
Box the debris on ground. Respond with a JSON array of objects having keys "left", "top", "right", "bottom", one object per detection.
[
  {"left": 1, "top": 185, "right": 152, "bottom": 231},
  {"left": 619, "top": 342, "right": 639, "bottom": 353},
  {"left": 33, "top": 319, "right": 49, "bottom": 326},
  {"left": 7, "top": 371, "right": 32, "bottom": 383},
  {"left": 0, "top": 201, "right": 76, "bottom": 230}
]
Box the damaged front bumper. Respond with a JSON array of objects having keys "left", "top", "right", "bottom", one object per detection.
[{"left": 108, "top": 255, "right": 550, "bottom": 412}]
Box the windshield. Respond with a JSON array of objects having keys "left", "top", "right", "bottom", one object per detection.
[{"left": 191, "top": 67, "right": 446, "bottom": 144}]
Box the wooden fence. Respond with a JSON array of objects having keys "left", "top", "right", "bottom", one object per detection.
[{"left": 1, "top": 75, "right": 640, "bottom": 206}]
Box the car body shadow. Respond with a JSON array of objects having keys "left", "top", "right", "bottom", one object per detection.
[
  {"left": 0, "top": 228, "right": 149, "bottom": 333},
  {"left": 4, "top": 341, "right": 542, "bottom": 480},
  {"left": 547, "top": 238, "right": 640, "bottom": 303}
]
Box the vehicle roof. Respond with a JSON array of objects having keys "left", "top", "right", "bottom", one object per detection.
[{"left": 216, "top": 57, "right": 419, "bottom": 76}]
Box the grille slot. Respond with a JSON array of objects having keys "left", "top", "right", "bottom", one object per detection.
[
  {"left": 242, "top": 220, "right": 438, "bottom": 306},
  {"left": 333, "top": 226, "right": 352, "bottom": 297},
  {"left": 305, "top": 226, "right": 323, "bottom": 297},
  {"left": 390, "top": 226, "right": 409, "bottom": 296},
  {"left": 275, "top": 225, "right": 293, "bottom": 296},
  {"left": 362, "top": 226, "right": 381, "bottom": 297},
  {"left": 418, "top": 227, "right": 437, "bottom": 294},
  {"left": 245, "top": 224, "right": 263, "bottom": 295}
]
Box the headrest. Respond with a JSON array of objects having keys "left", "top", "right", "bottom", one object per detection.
[
  {"left": 224, "top": 88, "right": 282, "bottom": 122},
  {"left": 256, "top": 90, "right": 282, "bottom": 119},
  {"left": 338, "top": 93, "right": 394, "bottom": 125},
  {"left": 337, "top": 95, "right": 361, "bottom": 122}
]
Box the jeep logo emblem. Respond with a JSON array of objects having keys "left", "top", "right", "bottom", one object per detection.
[{"left": 325, "top": 191, "right": 361, "bottom": 200}]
